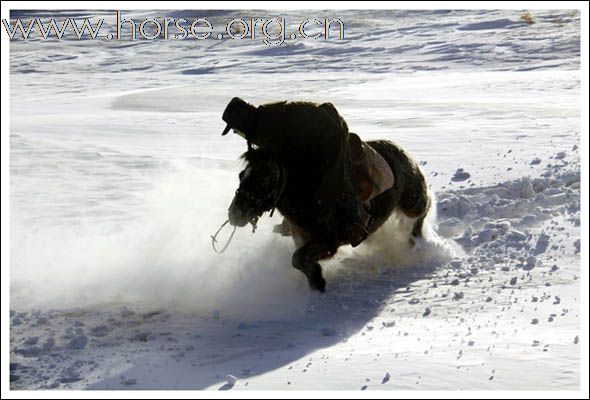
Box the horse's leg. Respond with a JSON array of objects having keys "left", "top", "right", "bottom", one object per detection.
[
  {"left": 283, "top": 218, "right": 309, "bottom": 249},
  {"left": 411, "top": 214, "right": 426, "bottom": 238},
  {"left": 410, "top": 195, "right": 431, "bottom": 242},
  {"left": 273, "top": 218, "right": 292, "bottom": 237},
  {"left": 292, "top": 242, "right": 337, "bottom": 292}
]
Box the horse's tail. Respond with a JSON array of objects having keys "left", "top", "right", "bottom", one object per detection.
[{"left": 368, "top": 139, "right": 430, "bottom": 219}]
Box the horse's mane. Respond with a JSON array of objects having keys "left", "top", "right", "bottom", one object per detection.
[{"left": 240, "top": 145, "right": 274, "bottom": 165}]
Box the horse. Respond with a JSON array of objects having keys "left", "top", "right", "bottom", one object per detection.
[{"left": 227, "top": 138, "right": 430, "bottom": 292}]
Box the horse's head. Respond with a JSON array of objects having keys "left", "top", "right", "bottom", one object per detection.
[{"left": 228, "top": 148, "right": 286, "bottom": 227}]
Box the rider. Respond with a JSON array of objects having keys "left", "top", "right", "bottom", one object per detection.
[{"left": 220, "top": 97, "right": 369, "bottom": 247}]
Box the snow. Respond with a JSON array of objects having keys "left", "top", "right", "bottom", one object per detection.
[
  {"left": 7, "top": 8, "right": 582, "bottom": 391},
  {"left": 66, "top": 335, "right": 89, "bottom": 351},
  {"left": 225, "top": 374, "right": 238, "bottom": 386}
]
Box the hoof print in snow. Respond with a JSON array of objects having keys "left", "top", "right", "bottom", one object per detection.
[
  {"left": 523, "top": 256, "right": 537, "bottom": 270},
  {"left": 89, "top": 325, "right": 111, "bottom": 337},
  {"left": 131, "top": 332, "right": 153, "bottom": 342},
  {"left": 320, "top": 327, "right": 337, "bottom": 336},
  {"left": 451, "top": 168, "right": 471, "bottom": 182},
  {"left": 509, "top": 277, "right": 518, "bottom": 286},
  {"left": 219, "top": 375, "right": 237, "bottom": 390},
  {"left": 15, "top": 346, "right": 41, "bottom": 358},
  {"left": 453, "top": 292, "right": 464, "bottom": 301},
  {"left": 67, "top": 335, "right": 88, "bottom": 350}
]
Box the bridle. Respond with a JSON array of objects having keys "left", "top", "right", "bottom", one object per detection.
[
  {"left": 211, "top": 160, "right": 287, "bottom": 254},
  {"left": 268, "top": 162, "right": 287, "bottom": 218}
]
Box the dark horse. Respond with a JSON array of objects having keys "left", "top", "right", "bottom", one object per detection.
[{"left": 227, "top": 139, "right": 430, "bottom": 292}]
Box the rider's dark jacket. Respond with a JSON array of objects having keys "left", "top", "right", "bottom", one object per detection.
[{"left": 222, "top": 98, "right": 356, "bottom": 204}]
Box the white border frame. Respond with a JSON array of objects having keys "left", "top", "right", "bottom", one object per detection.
[{"left": 1, "top": 1, "right": 588, "bottom": 399}]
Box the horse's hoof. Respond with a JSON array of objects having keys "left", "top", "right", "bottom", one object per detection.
[
  {"left": 307, "top": 267, "right": 326, "bottom": 293},
  {"left": 307, "top": 276, "right": 326, "bottom": 292},
  {"left": 315, "top": 280, "right": 326, "bottom": 293},
  {"left": 311, "top": 279, "right": 326, "bottom": 293}
]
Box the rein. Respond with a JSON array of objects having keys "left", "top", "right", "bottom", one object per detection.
[
  {"left": 210, "top": 219, "right": 237, "bottom": 253},
  {"left": 210, "top": 217, "right": 259, "bottom": 254}
]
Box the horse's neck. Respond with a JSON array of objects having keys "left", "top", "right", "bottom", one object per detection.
[{"left": 280, "top": 163, "right": 322, "bottom": 212}]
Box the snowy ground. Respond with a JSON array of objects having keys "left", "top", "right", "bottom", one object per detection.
[{"left": 8, "top": 9, "right": 582, "bottom": 390}]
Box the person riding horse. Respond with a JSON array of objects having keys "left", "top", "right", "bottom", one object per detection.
[
  {"left": 220, "top": 97, "right": 373, "bottom": 247},
  {"left": 220, "top": 97, "right": 428, "bottom": 292}
]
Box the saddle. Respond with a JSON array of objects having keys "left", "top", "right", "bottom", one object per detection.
[{"left": 349, "top": 133, "right": 394, "bottom": 203}]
